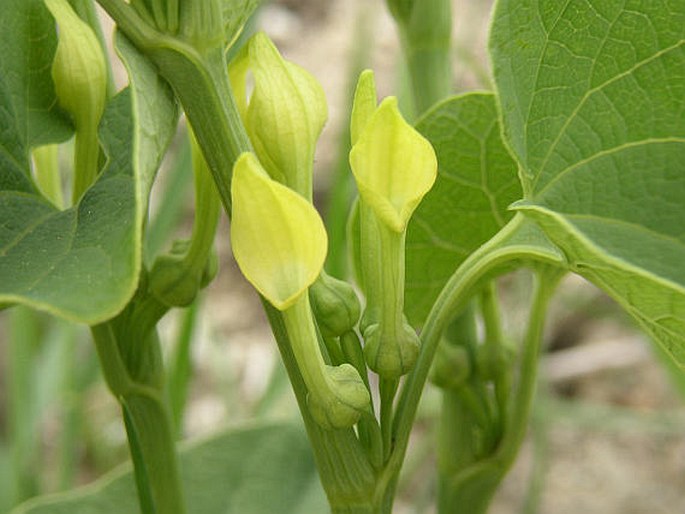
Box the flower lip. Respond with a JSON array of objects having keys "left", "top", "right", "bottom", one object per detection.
[
  {"left": 230, "top": 153, "right": 328, "bottom": 310},
  {"left": 349, "top": 96, "right": 438, "bottom": 233}
]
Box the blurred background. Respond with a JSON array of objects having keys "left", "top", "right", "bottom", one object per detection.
[{"left": 1, "top": 1, "right": 684, "bottom": 513}]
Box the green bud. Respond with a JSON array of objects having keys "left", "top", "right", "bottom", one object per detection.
[
  {"left": 363, "top": 321, "right": 419, "bottom": 379},
  {"left": 310, "top": 271, "right": 361, "bottom": 337},
  {"left": 282, "top": 293, "right": 370, "bottom": 430},
  {"left": 476, "top": 342, "right": 515, "bottom": 382},
  {"left": 149, "top": 253, "right": 199, "bottom": 307},
  {"left": 45, "top": 0, "right": 107, "bottom": 131},
  {"left": 149, "top": 240, "right": 217, "bottom": 307},
  {"left": 307, "top": 363, "right": 371, "bottom": 430},
  {"left": 430, "top": 341, "right": 470, "bottom": 390}
]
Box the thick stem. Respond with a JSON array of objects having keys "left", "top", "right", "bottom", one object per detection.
[
  {"left": 94, "top": 7, "right": 378, "bottom": 507},
  {"left": 91, "top": 324, "right": 186, "bottom": 514},
  {"left": 183, "top": 131, "right": 220, "bottom": 270},
  {"left": 396, "top": 0, "right": 452, "bottom": 115},
  {"left": 263, "top": 301, "right": 377, "bottom": 510}
]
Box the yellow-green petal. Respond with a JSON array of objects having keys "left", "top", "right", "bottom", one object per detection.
[
  {"left": 350, "top": 69, "right": 377, "bottom": 146},
  {"left": 227, "top": 44, "right": 250, "bottom": 122},
  {"left": 245, "top": 32, "right": 327, "bottom": 199},
  {"left": 349, "top": 97, "right": 437, "bottom": 232},
  {"left": 231, "top": 153, "right": 327, "bottom": 310},
  {"left": 45, "top": 0, "right": 106, "bottom": 130}
]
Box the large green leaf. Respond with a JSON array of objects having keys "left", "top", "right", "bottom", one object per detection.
[
  {"left": 12, "top": 422, "right": 327, "bottom": 514},
  {"left": 405, "top": 93, "right": 521, "bottom": 324},
  {"left": 0, "top": 0, "right": 178, "bottom": 324},
  {"left": 490, "top": 1, "right": 685, "bottom": 366}
]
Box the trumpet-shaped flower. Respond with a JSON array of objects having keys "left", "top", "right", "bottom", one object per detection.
[
  {"left": 231, "top": 153, "right": 370, "bottom": 427},
  {"left": 349, "top": 96, "right": 437, "bottom": 233},
  {"left": 230, "top": 153, "right": 327, "bottom": 310},
  {"left": 229, "top": 32, "right": 327, "bottom": 200}
]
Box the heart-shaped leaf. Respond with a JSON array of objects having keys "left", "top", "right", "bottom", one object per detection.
[
  {"left": 0, "top": 0, "right": 178, "bottom": 324},
  {"left": 405, "top": 93, "right": 522, "bottom": 324},
  {"left": 491, "top": 1, "right": 685, "bottom": 366},
  {"left": 11, "top": 423, "right": 327, "bottom": 514}
]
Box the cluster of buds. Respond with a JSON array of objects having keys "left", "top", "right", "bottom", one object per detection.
[{"left": 228, "top": 33, "right": 437, "bottom": 429}]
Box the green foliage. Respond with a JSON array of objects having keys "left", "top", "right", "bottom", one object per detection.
[
  {"left": 491, "top": 0, "right": 685, "bottom": 367},
  {"left": 0, "top": 1, "right": 177, "bottom": 324},
  {"left": 12, "top": 423, "right": 327, "bottom": 514},
  {"left": 405, "top": 93, "right": 521, "bottom": 325}
]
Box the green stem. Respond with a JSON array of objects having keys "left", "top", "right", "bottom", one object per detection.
[
  {"left": 375, "top": 215, "right": 562, "bottom": 510},
  {"left": 480, "top": 283, "right": 503, "bottom": 347},
  {"left": 283, "top": 295, "right": 338, "bottom": 407},
  {"left": 183, "top": 131, "right": 220, "bottom": 271},
  {"left": 395, "top": 0, "right": 452, "bottom": 115},
  {"left": 262, "top": 301, "right": 377, "bottom": 510},
  {"left": 379, "top": 378, "right": 398, "bottom": 462},
  {"left": 72, "top": 126, "right": 100, "bottom": 202},
  {"left": 7, "top": 307, "right": 41, "bottom": 506},
  {"left": 91, "top": 324, "right": 186, "bottom": 514},
  {"left": 95, "top": 6, "right": 379, "bottom": 506},
  {"left": 497, "top": 270, "right": 561, "bottom": 467},
  {"left": 323, "top": 0, "right": 375, "bottom": 278},
  {"left": 97, "top": 0, "right": 250, "bottom": 212},
  {"left": 168, "top": 300, "right": 199, "bottom": 436}
]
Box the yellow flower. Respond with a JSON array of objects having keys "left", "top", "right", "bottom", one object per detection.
[
  {"left": 230, "top": 153, "right": 327, "bottom": 310},
  {"left": 349, "top": 96, "right": 437, "bottom": 233}
]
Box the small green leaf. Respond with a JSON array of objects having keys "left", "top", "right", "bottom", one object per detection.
[
  {"left": 405, "top": 93, "right": 521, "bottom": 325},
  {"left": 0, "top": 14, "right": 178, "bottom": 324},
  {"left": 11, "top": 423, "right": 327, "bottom": 514},
  {"left": 491, "top": 0, "right": 685, "bottom": 366}
]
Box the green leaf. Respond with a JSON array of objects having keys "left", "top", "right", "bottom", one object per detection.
[
  {"left": 0, "top": 5, "right": 178, "bottom": 325},
  {"left": 491, "top": 1, "right": 685, "bottom": 366},
  {"left": 11, "top": 422, "right": 327, "bottom": 514},
  {"left": 405, "top": 93, "right": 522, "bottom": 325}
]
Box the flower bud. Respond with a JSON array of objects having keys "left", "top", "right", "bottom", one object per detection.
[
  {"left": 307, "top": 363, "right": 371, "bottom": 430},
  {"left": 229, "top": 32, "right": 327, "bottom": 199},
  {"left": 349, "top": 96, "right": 437, "bottom": 233},
  {"left": 476, "top": 342, "right": 515, "bottom": 382},
  {"left": 363, "top": 321, "right": 419, "bottom": 378},
  {"left": 148, "top": 240, "right": 217, "bottom": 307},
  {"left": 45, "top": 0, "right": 106, "bottom": 131},
  {"left": 430, "top": 340, "right": 470, "bottom": 390},
  {"left": 310, "top": 271, "right": 361, "bottom": 337}
]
